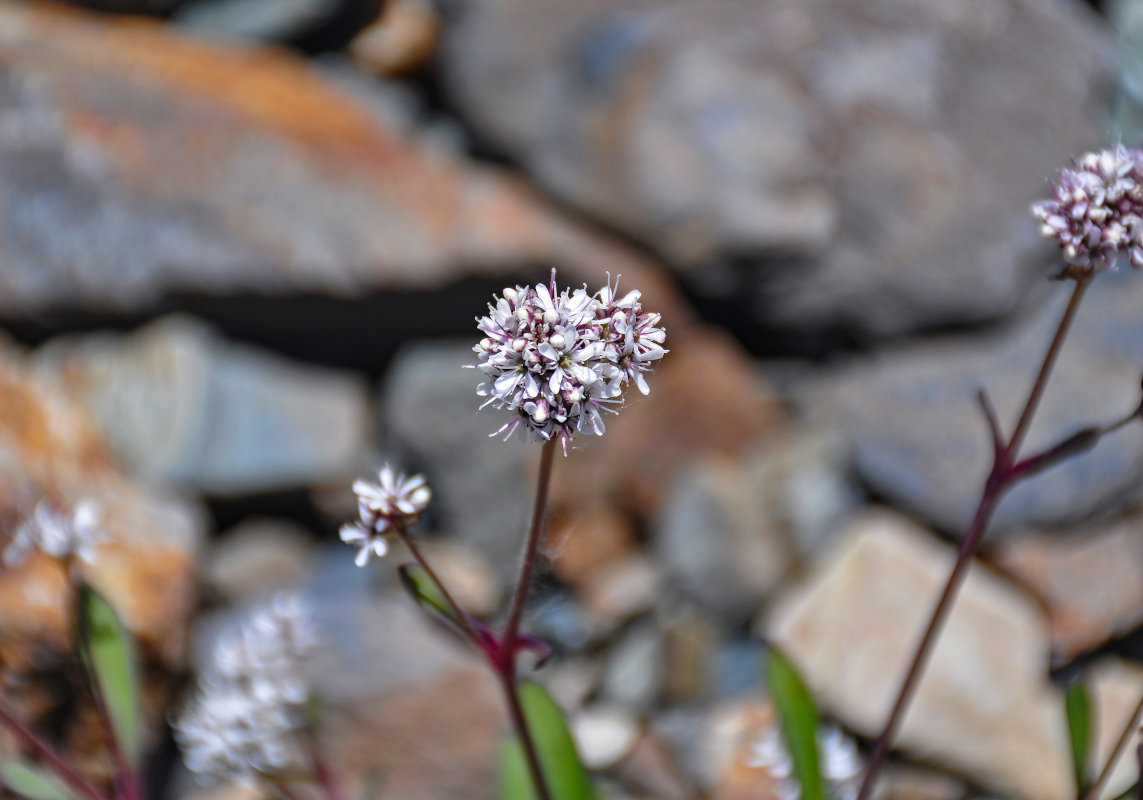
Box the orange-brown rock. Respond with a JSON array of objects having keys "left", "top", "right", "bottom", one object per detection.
[
  {"left": 0, "top": 336, "right": 204, "bottom": 775},
  {"left": 0, "top": 1, "right": 689, "bottom": 327}
]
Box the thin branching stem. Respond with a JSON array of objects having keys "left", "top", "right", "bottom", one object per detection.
[
  {"left": 856, "top": 276, "right": 1092, "bottom": 800},
  {"left": 393, "top": 527, "right": 483, "bottom": 648}
]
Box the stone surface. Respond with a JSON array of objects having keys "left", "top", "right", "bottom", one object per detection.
[
  {"left": 0, "top": 2, "right": 686, "bottom": 324},
  {"left": 34, "top": 316, "right": 370, "bottom": 494},
  {"left": 571, "top": 704, "right": 641, "bottom": 770},
  {"left": 0, "top": 335, "right": 204, "bottom": 776},
  {"left": 817, "top": 270, "right": 1143, "bottom": 534},
  {"left": 173, "top": 0, "right": 341, "bottom": 41},
  {"left": 1086, "top": 657, "right": 1143, "bottom": 800},
  {"left": 601, "top": 622, "right": 665, "bottom": 710},
  {"left": 988, "top": 513, "right": 1143, "bottom": 660},
  {"left": 546, "top": 503, "right": 638, "bottom": 590},
  {"left": 347, "top": 0, "right": 439, "bottom": 76},
  {"left": 766, "top": 509, "right": 1070, "bottom": 800},
  {"left": 203, "top": 517, "right": 316, "bottom": 603},
  {"left": 579, "top": 554, "right": 663, "bottom": 635},
  {"left": 441, "top": 0, "right": 1112, "bottom": 336}
]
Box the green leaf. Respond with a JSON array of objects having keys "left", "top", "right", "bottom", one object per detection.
[
  {"left": 397, "top": 563, "right": 463, "bottom": 629},
  {"left": 76, "top": 585, "right": 141, "bottom": 766},
  {"left": 766, "top": 647, "right": 825, "bottom": 800},
  {"left": 499, "top": 682, "right": 598, "bottom": 800},
  {"left": 1066, "top": 681, "right": 1092, "bottom": 793},
  {"left": 0, "top": 760, "right": 78, "bottom": 800},
  {"left": 1112, "top": 782, "right": 1139, "bottom": 800}
]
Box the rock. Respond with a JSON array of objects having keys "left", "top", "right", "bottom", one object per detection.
[
  {"left": 766, "top": 509, "right": 1070, "bottom": 800},
  {"left": 818, "top": 270, "right": 1143, "bottom": 534},
  {"left": 173, "top": 0, "right": 342, "bottom": 42},
  {"left": 547, "top": 503, "right": 638, "bottom": 590},
  {"left": 579, "top": 554, "right": 663, "bottom": 635},
  {"left": 611, "top": 728, "right": 697, "bottom": 800},
  {"left": 571, "top": 704, "right": 642, "bottom": 770},
  {"left": 878, "top": 764, "right": 967, "bottom": 800},
  {"left": 203, "top": 518, "right": 316, "bottom": 603},
  {"left": 34, "top": 316, "right": 370, "bottom": 495},
  {"left": 987, "top": 514, "right": 1143, "bottom": 660},
  {"left": 0, "top": 336, "right": 204, "bottom": 778},
  {"left": 1109, "top": 0, "right": 1143, "bottom": 143},
  {"left": 661, "top": 606, "right": 718, "bottom": 705},
  {"left": 347, "top": 0, "right": 440, "bottom": 76},
  {"left": 1086, "top": 657, "right": 1143, "bottom": 800},
  {"left": 601, "top": 622, "right": 665, "bottom": 710},
  {"left": 379, "top": 340, "right": 532, "bottom": 579},
  {"left": 0, "top": 2, "right": 687, "bottom": 327},
  {"left": 440, "top": 0, "right": 1112, "bottom": 336},
  {"left": 554, "top": 326, "right": 786, "bottom": 529},
  {"left": 541, "top": 657, "right": 601, "bottom": 712},
  {"left": 714, "top": 639, "right": 767, "bottom": 699}
]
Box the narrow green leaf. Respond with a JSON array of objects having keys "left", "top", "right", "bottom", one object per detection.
[
  {"left": 0, "top": 760, "right": 77, "bottom": 800},
  {"left": 1112, "top": 782, "right": 1138, "bottom": 800},
  {"left": 767, "top": 647, "right": 825, "bottom": 800},
  {"left": 76, "top": 585, "right": 140, "bottom": 765},
  {"left": 499, "top": 682, "right": 598, "bottom": 800},
  {"left": 1066, "top": 681, "right": 1093, "bottom": 793},
  {"left": 397, "top": 564, "right": 463, "bottom": 628}
]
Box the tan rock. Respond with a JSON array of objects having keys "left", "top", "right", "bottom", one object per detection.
[
  {"left": 203, "top": 518, "right": 315, "bottom": 603},
  {"left": 348, "top": 0, "right": 440, "bottom": 76},
  {"left": 1087, "top": 657, "right": 1143, "bottom": 800},
  {"left": 988, "top": 518, "right": 1143, "bottom": 660},
  {"left": 767, "top": 509, "right": 1071, "bottom": 800},
  {"left": 546, "top": 503, "right": 637, "bottom": 589}
]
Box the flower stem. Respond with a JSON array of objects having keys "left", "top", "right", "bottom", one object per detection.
[
  {"left": 497, "top": 437, "right": 558, "bottom": 800},
  {"left": 393, "top": 526, "right": 483, "bottom": 648},
  {"left": 305, "top": 732, "right": 345, "bottom": 800},
  {"left": 855, "top": 276, "right": 1091, "bottom": 800},
  {"left": 1082, "top": 692, "right": 1143, "bottom": 800},
  {"left": 0, "top": 695, "right": 109, "bottom": 800}
]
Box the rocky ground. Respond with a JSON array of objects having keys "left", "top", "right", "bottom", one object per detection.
[{"left": 0, "top": 0, "right": 1141, "bottom": 799}]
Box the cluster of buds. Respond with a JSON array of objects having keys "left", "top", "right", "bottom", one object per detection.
[
  {"left": 174, "top": 594, "right": 317, "bottom": 784},
  {"left": 1032, "top": 144, "right": 1143, "bottom": 274},
  {"left": 471, "top": 270, "right": 667, "bottom": 452},
  {"left": 4, "top": 499, "right": 104, "bottom": 567},
  {"left": 340, "top": 465, "right": 431, "bottom": 567}
]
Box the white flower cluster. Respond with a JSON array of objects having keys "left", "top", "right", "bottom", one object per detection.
[
  {"left": 4, "top": 499, "right": 104, "bottom": 567},
  {"left": 340, "top": 465, "right": 432, "bottom": 567},
  {"left": 472, "top": 270, "right": 666, "bottom": 452},
  {"left": 1032, "top": 144, "right": 1143, "bottom": 274},
  {"left": 175, "top": 594, "right": 318, "bottom": 784},
  {"left": 746, "top": 724, "right": 863, "bottom": 800}
]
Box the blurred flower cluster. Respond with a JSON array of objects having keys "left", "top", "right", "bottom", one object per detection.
[
  {"left": 4, "top": 499, "right": 103, "bottom": 567},
  {"left": 175, "top": 594, "right": 317, "bottom": 784},
  {"left": 472, "top": 270, "right": 666, "bottom": 452},
  {"left": 1033, "top": 144, "right": 1143, "bottom": 274}
]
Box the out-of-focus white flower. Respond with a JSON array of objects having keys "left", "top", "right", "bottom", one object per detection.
[
  {"left": 471, "top": 270, "right": 666, "bottom": 453},
  {"left": 174, "top": 594, "right": 317, "bottom": 785},
  {"left": 340, "top": 465, "right": 431, "bottom": 567},
  {"left": 1032, "top": 144, "right": 1143, "bottom": 274},
  {"left": 4, "top": 499, "right": 105, "bottom": 567},
  {"left": 745, "top": 723, "right": 863, "bottom": 800}
]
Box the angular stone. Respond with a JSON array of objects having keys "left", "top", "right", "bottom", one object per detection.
[
  {"left": 347, "top": 0, "right": 440, "bottom": 76},
  {"left": 988, "top": 515, "right": 1143, "bottom": 660},
  {"left": 0, "top": 2, "right": 685, "bottom": 327},
  {"left": 440, "top": 0, "right": 1112, "bottom": 336},
  {"left": 818, "top": 270, "right": 1143, "bottom": 533},
  {"left": 203, "top": 518, "right": 316, "bottom": 603},
  {"left": 0, "top": 336, "right": 204, "bottom": 777},
  {"left": 1086, "top": 657, "right": 1143, "bottom": 800},
  {"left": 34, "top": 316, "right": 370, "bottom": 494},
  {"left": 546, "top": 503, "right": 637, "bottom": 590},
  {"left": 766, "top": 510, "right": 1071, "bottom": 800}
]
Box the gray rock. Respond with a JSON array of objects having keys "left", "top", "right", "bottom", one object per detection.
[
  {"left": 766, "top": 509, "right": 1070, "bottom": 800},
  {"left": 204, "top": 518, "right": 316, "bottom": 603},
  {"left": 817, "top": 270, "right": 1143, "bottom": 533},
  {"left": 174, "top": 0, "right": 337, "bottom": 42},
  {"left": 379, "top": 339, "right": 532, "bottom": 580},
  {"left": 34, "top": 315, "right": 370, "bottom": 494},
  {"left": 601, "top": 622, "right": 665, "bottom": 710},
  {"left": 440, "top": 0, "right": 1112, "bottom": 336}
]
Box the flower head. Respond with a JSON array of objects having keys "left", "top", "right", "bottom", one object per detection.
[
  {"left": 1032, "top": 144, "right": 1143, "bottom": 274},
  {"left": 175, "top": 594, "right": 316, "bottom": 784},
  {"left": 471, "top": 270, "right": 666, "bottom": 453},
  {"left": 4, "top": 499, "right": 104, "bottom": 567},
  {"left": 340, "top": 465, "right": 431, "bottom": 567}
]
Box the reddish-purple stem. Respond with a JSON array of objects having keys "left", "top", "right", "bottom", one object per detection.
[{"left": 0, "top": 696, "right": 108, "bottom": 800}]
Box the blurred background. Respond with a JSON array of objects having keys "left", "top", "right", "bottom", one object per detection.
[{"left": 0, "top": 0, "right": 1142, "bottom": 798}]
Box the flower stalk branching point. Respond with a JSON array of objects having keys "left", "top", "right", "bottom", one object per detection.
[{"left": 857, "top": 145, "right": 1143, "bottom": 800}]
